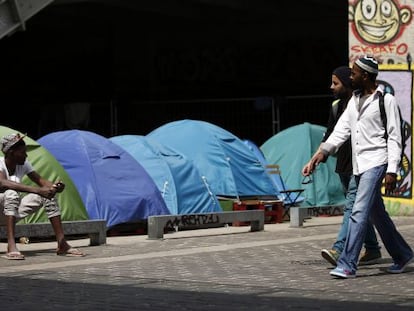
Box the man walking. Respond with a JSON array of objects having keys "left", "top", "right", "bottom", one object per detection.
[
  {"left": 303, "top": 66, "right": 381, "bottom": 266},
  {"left": 304, "top": 55, "right": 413, "bottom": 278}
]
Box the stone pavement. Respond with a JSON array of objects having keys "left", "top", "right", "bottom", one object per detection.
[{"left": 0, "top": 216, "right": 414, "bottom": 310}]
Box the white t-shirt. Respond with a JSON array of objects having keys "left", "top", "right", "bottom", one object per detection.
[{"left": 0, "top": 157, "right": 34, "bottom": 183}]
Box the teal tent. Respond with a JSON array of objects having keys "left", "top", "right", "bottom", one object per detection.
[
  {"left": 243, "top": 139, "right": 304, "bottom": 206},
  {"left": 0, "top": 126, "right": 88, "bottom": 223},
  {"left": 261, "top": 123, "right": 346, "bottom": 207}
]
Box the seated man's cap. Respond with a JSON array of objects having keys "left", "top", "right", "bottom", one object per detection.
[
  {"left": 1, "top": 133, "right": 27, "bottom": 154},
  {"left": 355, "top": 55, "right": 379, "bottom": 74}
]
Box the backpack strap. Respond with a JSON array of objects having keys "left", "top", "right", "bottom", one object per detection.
[
  {"left": 378, "top": 92, "right": 388, "bottom": 140},
  {"left": 331, "top": 99, "right": 340, "bottom": 119}
]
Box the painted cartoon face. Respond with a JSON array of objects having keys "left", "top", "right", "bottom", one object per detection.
[{"left": 353, "top": 0, "right": 407, "bottom": 44}]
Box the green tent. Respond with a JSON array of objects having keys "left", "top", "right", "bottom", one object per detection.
[
  {"left": 261, "top": 122, "right": 346, "bottom": 207},
  {"left": 0, "top": 126, "right": 88, "bottom": 223}
]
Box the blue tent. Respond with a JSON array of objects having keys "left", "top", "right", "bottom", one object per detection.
[
  {"left": 38, "top": 130, "right": 170, "bottom": 228},
  {"left": 261, "top": 123, "right": 346, "bottom": 207},
  {"left": 147, "top": 119, "right": 278, "bottom": 199},
  {"left": 110, "top": 135, "right": 220, "bottom": 214}
]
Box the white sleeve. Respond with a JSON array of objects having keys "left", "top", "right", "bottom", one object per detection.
[
  {"left": 23, "top": 160, "right": 35, "bottom": 175},
  {"left": 384, "top": 94, "right": 402, "bottom": 173},
  {"left": 320, "top": 102, "right": 352, "bottom": 155}
]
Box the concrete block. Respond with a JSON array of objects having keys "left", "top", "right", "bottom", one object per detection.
[
  {"left": 148, "top": 210, "right": 265, "bottom": 239},
  {"left": 0, "top": 219, "right": 107, "bottom": 246}
]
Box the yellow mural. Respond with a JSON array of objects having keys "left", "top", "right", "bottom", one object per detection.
[{"left": 349, "top": 0, "right": 413, "bottom": 64}]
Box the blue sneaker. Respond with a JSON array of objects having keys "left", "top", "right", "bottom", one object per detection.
[
  {"left": 387, "top": 255, "right": 414, "bottom": 274},
  {"left": 329, "top": 267, "right": 356, "bottom": 279}
]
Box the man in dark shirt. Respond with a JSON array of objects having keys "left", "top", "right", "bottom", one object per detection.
[{"left": 302, "top": 66, "right": 381, "bottom": 266}]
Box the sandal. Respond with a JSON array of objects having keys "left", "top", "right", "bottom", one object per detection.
[
  {"left": 2, "top": 251, "right": 25, "bottom": 260},
  {"left": 56, "top": 247, "right": 85, "bottom": 257}
]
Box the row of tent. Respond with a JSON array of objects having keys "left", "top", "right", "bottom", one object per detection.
[{"left": 0, "top": 120, "right": 345, "bottom": 229}]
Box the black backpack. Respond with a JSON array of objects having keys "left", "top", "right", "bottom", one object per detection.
[{"left": 378, "top": 92, "right": 407, "bottom": 167}]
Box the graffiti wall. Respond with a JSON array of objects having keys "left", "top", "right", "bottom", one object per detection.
[
  {"left": 349, "top": 0, "right": 414, "bottom": 65},
  {"left": 349, "top": 1, "right": 414, "bottom": 215},
  {"left": 377, "top": 69, "right": 414, "bottom": 214}
]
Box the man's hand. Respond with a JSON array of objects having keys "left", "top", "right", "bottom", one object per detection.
[
  {"left": 384, "top": 173, "right": 397, "bottom": 195},
  {"left": 302, "top": 161, "right": 313, "bottom": 176},
  {"left": 53, "top": 180, "right": 65, "bottom": 193},
  {"left": 302, "top": 152, "right": 328, "bottom": 176},
  {"left": 38, "top": 186, "right": 58, "bottom": 199}
]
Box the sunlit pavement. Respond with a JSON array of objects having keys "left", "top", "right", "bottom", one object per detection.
[{"left": 1, "top": 216, "right": 414, "bottom": 310}]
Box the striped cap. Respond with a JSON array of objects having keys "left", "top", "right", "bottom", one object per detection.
[{"left": 355, "top": 55, "right": 378, "bottom": 74}]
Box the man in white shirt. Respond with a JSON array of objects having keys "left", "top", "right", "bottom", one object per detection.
[
  {"left": 303, "top": 55, "right": 413, "bottom": 278},
  {"left": 0, "top": 133, "right": 85, "bottom": 260},
  {"left": 303, "top": 66, "right": 381, "bottom": 266}
]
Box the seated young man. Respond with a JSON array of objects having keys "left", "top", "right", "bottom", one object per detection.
[{"left": 0, "top": 133, "right": 85, "bottom": 260}]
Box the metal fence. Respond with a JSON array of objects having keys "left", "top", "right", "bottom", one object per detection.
[
  {"left": 112, "top": 97, "right": 278, "bottom": 146},
  {"left": 32, "top": 94, "right": 333, "bottom": 145}
]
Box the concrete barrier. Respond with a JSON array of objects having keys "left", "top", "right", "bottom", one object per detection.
[
  {"left": 289, "top": 205, "right": 344, "bottom": 227},
  {"left": 0, "top": 219, "right": 107, "bottom": 245},
  {"left": 147, "top": 210, "right": 265, "bottom": 239},
  {"left": 289, "top": 206, "right": 311, "bottom": 227}
]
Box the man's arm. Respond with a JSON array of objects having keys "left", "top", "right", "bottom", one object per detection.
[
  {"left": 302, "top": 100, "right": 352, "bottom": 176},
  {"left": 0, "top": 171, "right": 61, "bottom": 199},
  {"left": 302, "top": 150, "right": 329, "bottom": 176},
  {"left": 302, "top": 101, "right": 338, "bottom": 176},
  {"left": 0, "top": 170, "right": 37, "bottom": 193},
  {"left": 0, "top": 170, "right": 51, "bottom": 198},
  {"left": 28, "top": 171, "right": 65, "bottom": 193}
]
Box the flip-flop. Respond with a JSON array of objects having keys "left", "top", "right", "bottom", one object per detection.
[
  {"left": 56, "top": 248, "right": 85, "bottom": 257},
  {"left": 2, "top": 251, "right": 25, "bottom": 260}
]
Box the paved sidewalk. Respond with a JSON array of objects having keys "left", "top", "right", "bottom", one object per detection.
[{"left": 0, "top": 216, "right": 414, "bottom": 310}]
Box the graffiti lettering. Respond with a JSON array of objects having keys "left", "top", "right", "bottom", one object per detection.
[
  {"left": 309, "top": 206, "right": 343, "bottom": 217},
  {"left": 164, "top": 214, "right": 220, "bottom": 231},
  {"left": 350, "top": 43, "right": 408, "bottom": 56}
]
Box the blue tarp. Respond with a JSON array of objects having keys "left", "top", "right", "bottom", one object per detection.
[
  {"left": 148, "top": 119, "right": 278, "bottom": 199},
  {"left": 38, "top": 130, "right": 170, "bottom": 228},
  {"left": 261, "top": 123, "right": 346, "bottom": 207},
  {"left": 111, "top": 135, "right": 220, "bottom": 214}
]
